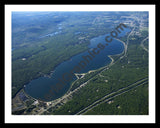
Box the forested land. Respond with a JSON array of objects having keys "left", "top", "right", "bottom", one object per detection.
[
  {"left": 12, "top": 12, "right": 149, "bottom": 115},
  {"left": 12, "top": 12, "right": 122, "bottom": 97},
  {"left": 45, "top": 23, "right": 148, "bottom": 115}
]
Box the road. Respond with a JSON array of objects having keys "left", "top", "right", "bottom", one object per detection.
[
  {"left": 37, "top": 80, "right": 90, "bottom": 114},
  {"left": 140, "top": 36, "right": 149, "bottom": 52},
  {"left": 76, "top": 18, "right": 149, "bottom": 115},
  {"left": 76, "top": 77, "right": 148, "bottom": 115},
  {"left": 38, "top": 16, "right": 147, "bottom": 115}
]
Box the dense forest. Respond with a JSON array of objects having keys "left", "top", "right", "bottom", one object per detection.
[
  {"left": 12, "top": 12, "right": 149, "bottom": 115},
  {"left": 43, "top": 21, "right": 148, "bottom": 115}
]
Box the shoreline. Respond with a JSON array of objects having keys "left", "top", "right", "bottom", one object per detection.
[
  {"left": 15, "top": 32, "right": 128, "bottom": 105},
  {"left": 12, "top": 36, "right": 127, "bottom": 115},
  {"left": 22, "top": 41, "right": 125, "bottom": 104},
  {"left": 12, "top": 46, "right": 125, "bottom": 115}
]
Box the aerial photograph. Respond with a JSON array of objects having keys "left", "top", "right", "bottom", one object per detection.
[{"left": 11, "top": 11, "right": 149, "bottom": 115}]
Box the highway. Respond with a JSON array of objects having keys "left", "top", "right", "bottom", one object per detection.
[{"left": 76, "top": 77, "right": 148, "bottom": 115}]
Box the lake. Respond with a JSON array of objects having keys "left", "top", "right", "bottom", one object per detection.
[{"left": 25, "top": 28, "right": 131, "bottom": 101}]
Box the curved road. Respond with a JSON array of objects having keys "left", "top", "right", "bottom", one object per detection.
[{"left": 140, "top": 36, "right": 149, "bottom": 52}]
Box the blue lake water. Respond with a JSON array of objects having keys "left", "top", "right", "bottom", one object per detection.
[{"left": 25, "top": 28, "right": 131, "bottom": 101}]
